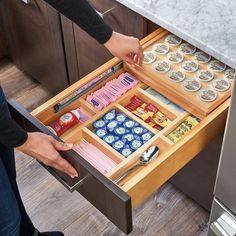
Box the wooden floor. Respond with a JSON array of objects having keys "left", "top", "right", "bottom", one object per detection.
[{"left": 0, "top": 59, "right": 209, "bottom": 236}]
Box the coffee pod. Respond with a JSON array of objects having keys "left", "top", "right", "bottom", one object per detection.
[
  {"left": 168, "top": 70, "right": 185, "bottom": 82},
  {"left": 198, "top": 88, "right": 217, "bottom": 102},
  {"left": 179, "top": 43, "right": 196, "bottom": 54},
  {"left": 196, "top": 70, "right": 214, "bottom": 82},
  {"left": 165, "top": 34, "right": 182, "bottom": 46},
  {"left": 212, "top": 78, "right": 230, "bottom": 92},
  {"left": 194, "top": 51, "right": 211, "bottom": 64},
  {"left": 182, "top": 60, "right": 199, "bottom": 73},
  {"left": 152, "top": 43, "right": 169, "bottom": 55},
  {"left": 224, "top": 68, "right": 235, "bottom": 81},
  {"left": 183, "top": 78, "right": 201, "bottom": 92},
  {"left": 152, "top": 60, "right": 170, "bottom": 73},
  {"left": 208, "top": 60, "right": 226, "bottom": 72},
  {"left": 167, "top": 52, "right": 184, "bottom": 64},
  {"left": 143, "top": 51, "right": 157, "bottom": 64}
]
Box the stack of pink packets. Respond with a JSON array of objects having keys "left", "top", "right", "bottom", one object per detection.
[
  {"left": 73, "top": 139, "right": 117, "bottom": 175},
  {"left": 86, "top": 72, "right": 139, "bottom": 110}
]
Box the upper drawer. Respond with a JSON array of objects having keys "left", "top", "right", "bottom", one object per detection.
[{"left": 9, "top": 28, "right": 231, "bottom": 234}]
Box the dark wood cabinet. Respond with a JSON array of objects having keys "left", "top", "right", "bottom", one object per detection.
[
  {"left": 0, "top": 5, "right": 7, "bottom": 59},
  {"left": 1, "top": 0, "right": 69, "bottom": 94},
  {"left": 1, "top": 0, "right": 148, "bottom": 91},
  {"left": 62, "top": 0, "right": 147, "bottom": 84}
]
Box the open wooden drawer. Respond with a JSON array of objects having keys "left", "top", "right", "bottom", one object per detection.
[{"left": 8, "top": 28, "right": 230, "bottom": 234}]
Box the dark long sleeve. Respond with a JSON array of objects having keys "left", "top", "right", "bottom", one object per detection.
[
  {"left": 44, "top": 0, "right": 113, "bottom": 44},
  {"left": 0, "top": 111, "right": 28, "bottom": 148}
]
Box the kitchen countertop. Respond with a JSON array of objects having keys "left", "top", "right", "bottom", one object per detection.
[{"left": 117, "top": 0, "right": 236, "bottom": 69}]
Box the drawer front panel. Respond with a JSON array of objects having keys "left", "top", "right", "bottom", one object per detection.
[{"left": 8, "top": 100, "right": 132, "bottom": 234}]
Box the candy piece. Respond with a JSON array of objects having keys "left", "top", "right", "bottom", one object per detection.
[
  {"left": 121, "top": 147, "right": 133, "bottom": 157},
  {"left": 141, "top": 132, "right": 153, "bottom": 142},
  {"left": 132, "top": 126, "right": 145, "bottom": 135},
  {"left": 96, "top": 129, "right": 107, "bottom": 138},
  {"left": 122, "top": 133, "right": 135, "bottom": 143},
  {"left": 116, "top": 113, "right": 127, "bottom": 124},
  {"left": 123, "top": 119, "right": 136, "bottom": 129},
  {"left": 112, "top": 140, "right": 125, "bottom": 151},
  {"left": 130, "top": 140, "right": 143, "bottom": 150},
  {"left": 103, "top": 134, "right": 116, "bottom": 145},
  {"left": 114, "top": 126, "right": 126, "bottom": 136},
  {"left": 103, "top": 110, "right": 116, "bottom": 123},
  {"left": 134, "top": 135, "right": 141, "bottom": 141},
  {"left": 93, "top": 119, "right": 106, "bottom": 129},
  {"left": 106, "top": 120, "right": 118, "bottom": 132}
]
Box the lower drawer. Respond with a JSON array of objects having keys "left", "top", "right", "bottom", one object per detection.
[{"left": 8, "top": 28, "right": 230, "bottom": 234}]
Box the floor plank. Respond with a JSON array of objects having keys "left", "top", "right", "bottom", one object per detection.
[{"left": 0, "top": 59, "right": 209, "bottom": 236}]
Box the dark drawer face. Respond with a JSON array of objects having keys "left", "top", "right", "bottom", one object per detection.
[{"left": 8, "top": 100, "right": 132, "bottom": 234}]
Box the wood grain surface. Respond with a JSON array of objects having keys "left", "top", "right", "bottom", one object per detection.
[{"left": 0, "top": 59, "right": 209, "bottom": 235}]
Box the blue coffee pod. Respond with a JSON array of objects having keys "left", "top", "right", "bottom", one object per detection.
[
  {"left": 93, "top": 119, "right": 106, "bottom": 129},
  {"left": 121, "top": 147, "right": 133, "bottom": 158},
  {"left": 103, "top": 134, "right": 116, "bottom": 145},
  {"left": 114, "top": 126, "right": 126, "bottom": 136},
  {"left": 116, "top": 113, "right": 127, "bottom": 124},
  {"left": 123, "top": 119, "right": 136, "bottom": 129},
  {"left": 112, "top": 140, "right": 125, "bottom": 151},
  {"left": 122, "top": 133, "right": 135, "bottom": 143},
  {"left": 106, "top": 120, "right": 118, "bottom": 132},
  {"left": 96, "top": 129, "right": 107, "bottom": 138},
  {"left": 103, "top": 109, "right": 116, "bottom": 123},
  {"left": 130, "top": 139, "right": 143, "bottom": 151},
  {"left": 134, "top": 135, "right": 141, "bottom": 141},
  {"left": 141, "top": 132, "right": 153, "bottom": 143},
  {"left": 142, "top": 128, "right": 148, "bottom": 133},
  {"left": 132, "top": 126, "right": 144, "bottom": 135}
]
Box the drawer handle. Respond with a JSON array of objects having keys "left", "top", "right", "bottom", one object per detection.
[
  {"left": 47, "top": 166, "right": 89, "bottom": 192},
  {"left": 96, "top": 5, "right": 117, "bottom": 19}
]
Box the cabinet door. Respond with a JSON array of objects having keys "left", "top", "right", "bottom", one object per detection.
[
  {"left": 62, "top": 0, "right": 147, "bottom": 84},
  {"left": 2, "top": 0, "right": 69, "bottom": 94},
  {"left": 0, "top": 3, "right": 7, "bottom": 59}
]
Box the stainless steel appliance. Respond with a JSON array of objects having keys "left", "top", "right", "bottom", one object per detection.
[{"left": 208, "top": 80, "right": 236, "bottom": 236}]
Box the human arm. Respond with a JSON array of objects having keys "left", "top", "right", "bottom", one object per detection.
[
  {"left": 44, "top": 0, "right": 143, "bottom": 64},
  {"left": 0, "top": 111, "right": 78, "bottom": 178}
]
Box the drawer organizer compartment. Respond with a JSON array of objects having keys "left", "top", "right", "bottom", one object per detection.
[
  {"left": 8, "top": 28, "right": 231, "bottom": 234},
  {"left": 126, "top": 30, "right": 233, "bottom": 119}
]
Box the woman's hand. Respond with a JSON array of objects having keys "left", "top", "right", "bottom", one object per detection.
[
  {"left": 17, "top": 132, "right": 78, "bottom": 178},
  {"left": 104, "top": 31, "right": 143, "bottom": 65}
]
